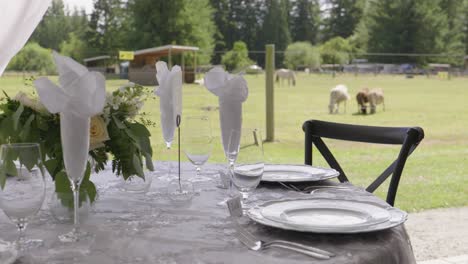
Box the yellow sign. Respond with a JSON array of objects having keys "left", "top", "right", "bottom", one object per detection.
[
  {"left": 119, "top": 51, "right": 134, "bottom": 60},
  {"left": 438, "top": 71, "right": 449, "bottom": 80}
]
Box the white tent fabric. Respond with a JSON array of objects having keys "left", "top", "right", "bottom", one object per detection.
[{"left": 0, "top": 0, "right": 52, "bottom": 75}]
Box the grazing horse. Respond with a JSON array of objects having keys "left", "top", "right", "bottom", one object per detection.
[
  {"left": 368, "top": 88, "right": 385, "bottom": 114},
  {"left": 275, "top": 69, "right": 296, "bottom": 86},
  {"left": 356, "top": 88, "right": 370, "bottom": 114},
  {"left": 329, "top": 84, "right": 350, "bottom": 114}
]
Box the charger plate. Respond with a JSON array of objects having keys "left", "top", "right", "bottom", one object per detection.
[
  {"left": 247, "top": 198, "right": 406, "bottom": 234},
  {"left": 262, "top": 164, "right": 339, "bottom": 182}
]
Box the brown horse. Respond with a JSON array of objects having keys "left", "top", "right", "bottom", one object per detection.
[{"left": 356, "top": 88, "right": 369, "bottom": 114}]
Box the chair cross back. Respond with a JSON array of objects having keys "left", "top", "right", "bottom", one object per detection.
[{"left": 302, "top": 120, "right": 424, "bottom": 206}]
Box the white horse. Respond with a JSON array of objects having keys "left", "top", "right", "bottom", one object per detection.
[
  {"left": 368, "top": 88, "right": 385, "bottom": 114},
  {"left": 275, "top": 69, "right": 296, "bottom": 86},
  {"left": 329, "top": 84, "right": 350, "bottom": 114}
]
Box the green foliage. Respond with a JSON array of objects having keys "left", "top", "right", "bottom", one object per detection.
[
  {"left": 261, "top": 0, "right": 292, "bottom": 67},
  {"left": 30, "top": 0, "right": 70, "bottom": 51},
  {"left": 6, "top": 43, "right": 56, "bottom": 74},
  {"left": 60, "top": 33, "right": 87, "bottom": 62},
  {"left": 290, "top": 0, "right": 320, "bottom": 44},
  {"left": 366, "top": 0, "right": 453, "bottom": 64},
  {"left": 320, "top": 37, "right": 352, "bottom": 65},
  {"left": 0, "top": 82, "right": 154, "bottom": 206},
  {"left": 221, "top": 41, "right": 254, "bottom": 71},
  {"left": 86, "top": 0, "right": 129, "bottom": 57},
  {"left": 284, "top": 42, "right": 321, "bottom": 69},
  {"left": 322, "top": 0, "right": 365, "bottom": 41}
]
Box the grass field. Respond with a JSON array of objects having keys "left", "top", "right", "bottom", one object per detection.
[{"left": 1, "top": 73, "right": 467, "bottom": 212}]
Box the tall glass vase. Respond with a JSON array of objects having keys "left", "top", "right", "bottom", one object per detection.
[{"left": 58, "top": 112, "right": 91, "bottom": 242}]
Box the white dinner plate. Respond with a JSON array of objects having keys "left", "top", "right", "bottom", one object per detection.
[
  {"left": 261, "top": 164, "right": 339, "bottom": 182},
  {"left": 247, "top": 198, "right": 407, "bottom": 234}
]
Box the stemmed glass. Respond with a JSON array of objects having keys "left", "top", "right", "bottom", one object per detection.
[
  {"left": 228, "top": 128, "right": 264, "bottom": 211},
  {"left": 182, "top": 116, "right": 213, "bottom": 178},
  {"left": 0, "top": 143, "right": 46, "bottom": 254},
  {"left": 58, "top": 112, "right": 91, "bottom": 242}
]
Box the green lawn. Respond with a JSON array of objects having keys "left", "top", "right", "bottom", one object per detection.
[{"left": 1, "top": 73, "right": 467, "bottom": 212}]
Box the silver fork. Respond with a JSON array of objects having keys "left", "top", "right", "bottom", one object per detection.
[
  {"left": 234, "top": 224, "right": 334, "bottom": 258},
  {"left": 233, "top": 226, "right": 331, "bottom": 259}
]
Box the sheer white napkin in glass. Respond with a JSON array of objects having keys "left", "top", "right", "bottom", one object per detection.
[
  {"left": 0, "top": 0, "right": 51, "bottom": 75},
  {"left": 155, "top": 61, "right": 182, "bottom": 148},
  {"left": 34, "top": 52, "right": 106, "bottom": 181},
  {"left": 203, "top": 66, "right": 248, "bottom": 153}
]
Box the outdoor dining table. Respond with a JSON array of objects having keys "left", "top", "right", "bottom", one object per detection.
[{"left": 0, "top": 162, "right": 416, "bottom": 264}]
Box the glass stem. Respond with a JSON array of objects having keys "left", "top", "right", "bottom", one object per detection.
[
  {"left": 196, "top": 166, "right": 201, "bottom": 177},
  {"left": 71, "top": 181, "right": 80, "bottom": 233},
  {"left": 16, "top": 220, "right": 27, "bottom": 252}
]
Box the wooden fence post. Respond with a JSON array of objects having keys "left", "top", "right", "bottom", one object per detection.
[{"left": 265, "top": 44, "right": 275, "bottom": 142}]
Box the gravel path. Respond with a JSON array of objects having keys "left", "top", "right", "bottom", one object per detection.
[{"left": 406, "top": 207, "right": 468, "bottom": 261}]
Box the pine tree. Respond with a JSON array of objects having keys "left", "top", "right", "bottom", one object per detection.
[
  {"left": 322, "top": 0, "right": 365, "bottom": 41},
  {"left": 31, "top": 0, "right": 70, "bottom": 50},
  {"left": 367, "top": 0, "right": 449, "bottom": 64},
  {"left": 86, "top": 0, "right": 128, "bottom": 56},
  {"left": 439, "top": 0, "right": 465, "bottom": 65},
  {"left": 261, "top": 0, "right": 292, "bottom": 67},
  {"left": 290, "top": 0, "right": 321, "bottom": 44}
]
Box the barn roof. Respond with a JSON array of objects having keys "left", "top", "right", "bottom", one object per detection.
[
  {"left": 134, "top": 45, "right": 199, "bottom": 57},
  {"left": 83, "top": 55, "right": 111, "bottom": 63}
]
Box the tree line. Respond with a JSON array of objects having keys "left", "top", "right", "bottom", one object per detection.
[{"left": 8, "top": 0, "right": 468, "bottom": 73}]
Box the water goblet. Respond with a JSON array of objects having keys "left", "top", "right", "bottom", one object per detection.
[
  {"left": 182, "top": 116, "right": 213, "bottom": 178},
  {"left": 229, "top": 128, "right": 264, "bottom": 212},
  {"left": 0, "top": 143, "right": 46, "bottom": 253}
]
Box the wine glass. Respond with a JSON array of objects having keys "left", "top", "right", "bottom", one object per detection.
[
  {"left": 182, "top": 116, "right": 213, "bottom": 178},
  {"left": 229, "top": 128, "right": 264, "bottom": 211},
  {"left": 0, "top": 143, "right": 46, "bottom": 253},
  {"left": 58, "top": 112, "right": 91, "bottom": 242}
]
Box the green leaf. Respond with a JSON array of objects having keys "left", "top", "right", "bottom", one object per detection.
[
  {"left": 19, "top": 114, "right": 35, "bottom": 142},
  {"left": 55, "top": 171, "right": 71, "bottom": 193},
  {"left": 128, "top": 123, "right": 151, "bottom": 137},
  {"left": 19, "top": 149, "right": 39, "bottom": 171},
  {"left": 132, "top": 154, "right": 144, "bottom": 179},
  {"left": 12, "top": 104, "right": 24, "bottom": 130},
  {"left": 44, "top": 159, "right": 58, "bottom": 177},
  {"left": 112, "top": 115, "right": 126, "bottom": 129},
  {"left": 0, "top": 117, "right": 14, "bottom": 141}
]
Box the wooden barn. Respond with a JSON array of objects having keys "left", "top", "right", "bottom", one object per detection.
[{"left": 128, "top": 45, "right": 199, "bottom": 85}]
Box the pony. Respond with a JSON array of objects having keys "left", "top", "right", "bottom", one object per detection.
[
  {"left": 275, "top": 69, "right": 296, "bottom": 86},
  {"left": 368, "top": 88, "right": 385, "bottom": 114},
  {"left": 329, "top": 84, "right": 350, "bottom": 114},
  {"left": 356, "top": 88, "right": 370, "bottom": 114}
]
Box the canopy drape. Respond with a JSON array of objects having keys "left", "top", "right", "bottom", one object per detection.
[{"left": 0, "top": 0, "right": 51, "bottom": 75}]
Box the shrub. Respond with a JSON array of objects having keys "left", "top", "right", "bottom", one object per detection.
[
  {"left": 7, "top": 42, "right": 56, "bottom": 75},
  {"left": 284, "top": 42, "right": 321, "bottom": 70},
  {"left": 221, "top": 41, "right": 254, "bottom": 71},
  {"left": 320, "top": 37, "right": 352, "bottom": 65}
]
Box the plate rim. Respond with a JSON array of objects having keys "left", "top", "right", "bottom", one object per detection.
[
  {"left": 247, "top": 198, "right": 407, "bottom": 234},
  {"left": 261, "top": 164, "right": 340, "bottom": 182}
]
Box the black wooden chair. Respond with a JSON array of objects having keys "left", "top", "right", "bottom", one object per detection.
[{"left": 302, "top": 120, "right": 424, "bottom": 206}]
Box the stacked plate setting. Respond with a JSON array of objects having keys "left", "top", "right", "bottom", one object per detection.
[{"left": 247, "top": 198, "right": 407, "bottom": 234}]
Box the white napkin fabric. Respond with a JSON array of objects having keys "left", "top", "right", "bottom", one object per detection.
[
  {"left": 0, "top": 0, "right": 52, "bottom": 75},
  {"left": 34, "top": 52, "right": 106, "bottom": 117},
  {"left": 155, "top": 61, "right": 182, "bottom": 148},
  {"left": 34, "top": 52, "right": 106, "bottom": 182},
  {"left": 203, "top": 66, "right": 248, "bottom": 153}
]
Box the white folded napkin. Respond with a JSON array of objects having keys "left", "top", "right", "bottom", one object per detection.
[
  {"left": 0, "top": 0, "right": 52, "bottom": 75},
  {"left": 155, "top": 61, "right": 182, "bottom": 148},
  {"left": 34, "top": 52, "right": 106, "bottom": 117},
  {"left": 203, "top": 66, "right": 248, "bottom": 153},
  {"left": 34, "top": 52, "right": 106, "bottom": 181}
]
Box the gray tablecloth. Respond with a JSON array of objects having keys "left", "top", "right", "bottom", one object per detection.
[{"left": 0, "top": 162, "right": 416, "bottom": 264}]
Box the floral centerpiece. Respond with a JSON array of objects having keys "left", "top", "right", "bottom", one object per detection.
[{"left": 0, "top": 81, "right": 155, "bottom": 203}]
